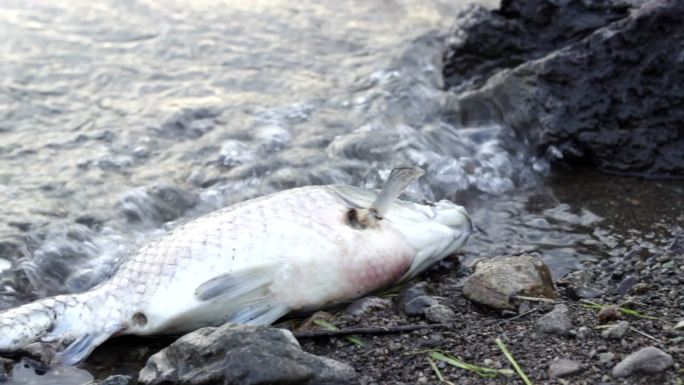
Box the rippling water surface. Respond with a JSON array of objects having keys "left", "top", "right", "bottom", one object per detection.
[{"left": 0, "top": 2, "right": 682, "bottom": 382}]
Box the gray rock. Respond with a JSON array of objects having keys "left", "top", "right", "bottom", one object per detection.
[
  {"left": 548, "top": 358, "right": 581, "bottom": 378},
  {"left": 404, "top": 295, "right": 439, "bottom": 316},
  {"left": 443, "top": 0, "right": 684, "bottom": 177},
  {"left": 602, "top": 321, "right": 630, "bottom": 339},
  {"left": 535, "top": 304, "right": 573, "bottom": 336},
  {"left": 463, "top": 255, "right": 555, "bottom": 310},
  {"left": 599, "top": 352, "right": 616, "bottom": 366},
  {"left": 345, "top": 296, "right": 392, "bottom": 316},
  {"left": 425, "top": 305, "right": 456, "bottom": 323},
  {"left": 95, "top": 375, "right": 133, "bottom": 385},
  {"left": 139, "top": 323, "right": 356, "bottom": 385},
  {"left": 612, "top": 346, "right": 674, "bottom": 378}
]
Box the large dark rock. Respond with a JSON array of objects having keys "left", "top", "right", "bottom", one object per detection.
[
  {"left": 443, "top": 0, "right": 684, "bottom": 178},
  {"left": 138, "top": 323, "right": 357, "bottom": 385}
]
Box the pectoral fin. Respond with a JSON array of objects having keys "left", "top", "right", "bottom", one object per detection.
[
  {"left": 195, "top": 262, "right": 280, "bottom": 302},
  {"left": 194, "top": 262, "right": 289, "bottom": 325}
]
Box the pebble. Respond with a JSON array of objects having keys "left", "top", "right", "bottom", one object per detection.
[
  {"left": 398, "top": 282, "right": 428, "bottom": 309},
  {"left": 601, "top": 321, "right": 630, "bottom": 339},
  {"left": 576, "top": 326, "right": 592, "bottom": 339},
  {"left": 535, "top": 304, "right": 573, "bottom": 336},
  {"left": 573, "top": 286, "right": 604, "bottom": 299},
  {"left": 597, "top": 306, "right": 622, "bottom": 323},
  {"left": 631, "top": 282, "right": 650, "bottom": 294},
  {"left": 598, "top": 352, "right": 615, "bottom": 366},
  {"left": 425, "top": 305, "right": 455, "bottom": 323},
  {"left": 404, "top": 295, "right": 439, "bottom": 316},
  {"left": 548, "top": 358, "right": 581, "bottom": 378},
  {"left": 612, "top": 346, "right": 674, "bottom": 377},
  {"left": 345, "top": 296, "right": 392, "bottom": 316},
  {"left": 617, "top": 276, "right": 638, "bottom": 296}
]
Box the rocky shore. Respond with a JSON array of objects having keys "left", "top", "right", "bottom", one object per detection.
[{"left": 68, "top": 172, "right": 679, "bottom": 385}]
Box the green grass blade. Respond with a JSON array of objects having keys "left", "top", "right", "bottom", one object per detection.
[
  {"left": 580, "top": 300, "right": 660, "bottom": 320},
  {"left": 427, "top": 357, "right": 456, "bottom": 385},
  {"left": 495, "top": 338, "right": 533, "bottom": 385},
  {"left": 429, "top": 351, "right": 513, "bottom": 378}
]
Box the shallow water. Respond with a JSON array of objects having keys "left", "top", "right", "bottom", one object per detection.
[{"left": 0, "top": 0, "right": 682, "bottom": 383}]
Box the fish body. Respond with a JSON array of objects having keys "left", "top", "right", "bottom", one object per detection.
[{"left": 0, "top": 169, "right": 471, "bottom": 364}]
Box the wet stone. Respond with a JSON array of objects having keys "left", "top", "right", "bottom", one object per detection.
[
  {"left": 548, "top": 358, "right": 581, "bottom": 378},
  {"left": 463, "top": 255, "right": 555, "bottom": 310},
  {"left": 424, "top": 305, "right": 455, "bottom": 324},
  {"left": 612, "top": 346, "right": 674, "bottom": 378},
  {"left": 403, "top": 295, "right": 438, "bottom": 316},
  {"left": 601, "top": 321, "right": 630, "bottom": 339},
  {"left": 345, "top": 296, "right": 392, "bottom": 317},
  {"left": 535, "top": 304, "right": 573, "bottom": 336}
]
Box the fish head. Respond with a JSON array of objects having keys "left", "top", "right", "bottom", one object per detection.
[
  {"left": 386, "top": 198, "right": 472, "bottom": 280},
  {"left": 330, "top": 184, "right": 472, "bottom": 280}
]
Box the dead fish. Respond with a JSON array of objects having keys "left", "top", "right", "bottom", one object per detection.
[{"left": 0, "top": 167, "right": 471, "bottom": 365}]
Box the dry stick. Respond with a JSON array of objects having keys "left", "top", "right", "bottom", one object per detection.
[
  {"left": 512, "top": 295, "right": 557, "bottom": 304},
  {"left": 293, "top": 323, "right": 449, "bottom": 338},
  {"left": 502, "top": 307, "right": 540, "bottom": 323},
  {"left": 630, "top": 327, "right": 662, "bottom": 343}
]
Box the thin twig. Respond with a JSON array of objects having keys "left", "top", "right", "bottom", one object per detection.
[
  {"left": 512, "top": 295, "right": 557, "bottom": 303},
  {"left": 630, "top": 327, "right": 662, "bottom": 343},
  {"left": 502, "top": 308, "right": 540, "bottom": 323},
  {"left": 293, "top": 323, "right": 449, "bottom": 338}
]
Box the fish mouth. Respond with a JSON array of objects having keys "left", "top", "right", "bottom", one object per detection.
[{"left": 432, "top": 201, "right": 473, "bottom": 237}]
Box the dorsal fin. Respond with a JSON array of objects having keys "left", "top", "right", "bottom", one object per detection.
[{"left": 370, "top": 167, "right": 424, "bottom": 219}]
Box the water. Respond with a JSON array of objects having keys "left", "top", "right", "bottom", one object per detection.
[{"left": 0, "top": 0, "right": 682, "bottom": 383}]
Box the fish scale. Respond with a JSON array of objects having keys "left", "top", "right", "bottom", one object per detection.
[{"left": 0, "top": 171, "right": 472, "bottom": 365}]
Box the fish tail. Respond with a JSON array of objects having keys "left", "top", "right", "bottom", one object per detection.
[{"left": 0, "top": 288, "right": 124, "bottom": 364}]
